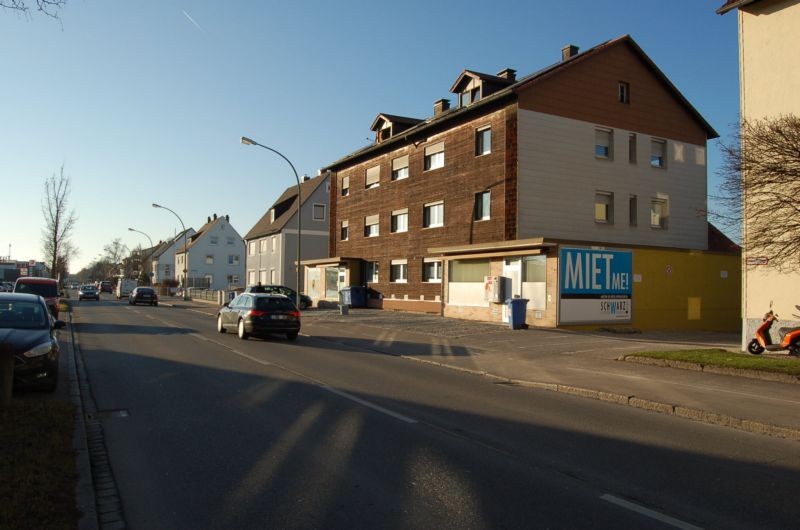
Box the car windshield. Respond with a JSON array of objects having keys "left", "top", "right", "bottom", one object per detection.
[
  {"left": 15, "top": 282, "right": 58, "bottom": 298},
  {"left": 0, "top": 300, "right": 49, "bottom": 329},
  {"left": 81, "top": 285, "right": 95, "bottom": 290},
  {"left": 137, "top": 288, "right": 154, "bottom": 294},
  {"left": 255, "top": 297, "right": 296, "bottom": 311}
]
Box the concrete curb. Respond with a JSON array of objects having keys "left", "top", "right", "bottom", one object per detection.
[
  {"left": 621, "top": 355, "right": 800, "bottom": 385},
  {"left": 397, "top": 352, "right": 800, "bottom": 442}
]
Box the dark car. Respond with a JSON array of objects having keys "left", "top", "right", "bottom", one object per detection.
[
  {"left": 217, "top": 293, "right": 300, "bottom": 340},
  {"left": 78, "top": 284, "right": 100, "bottom": 301},
  {"left": 13, "top": 277, "right": 61, "bottom": 318},
  {"left": 0, "top": 293, "right": 64, "bottom": 391},
  {"left": 129, "top": 287, "right": 158, "bottom": 306},
  {"left": 244, "top": 284, "right": 312, "bottom": 309},
  {"left": 99, "top": 281, "right": 113, "bottom": 293}
]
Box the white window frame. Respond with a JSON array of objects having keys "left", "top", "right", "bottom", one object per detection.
[
  {"left": 341, "top": 220, "right": 349, "bottom": 241},
  {"left": 651, "top": 138, "right": 666, "bottom": 169},
  {"left": 259, "top": 239, "right": 267, "bottom": 254},
  {"left": 650, "top": 197, "right": 669, "bottom": 229},
  {"left": 390, "top": 259, "right": 408, "bottom": 283},
  {"left": 475, "top": 126, "right": 491, "bottom": 156},
  {"left": 248, "top": 241, "right": 256, "bottom": 256},
  {"left": 205, "top": 255, "right": 214, "bottom": 265},
  {"left": 391, "top": 209, "right": 408, "bottom": 233},
  {"left": 364, "top": 214, "right": 380, "bottom": 237},
  {"left": 423, "top": 201, "right": 444, "bottom": 228},
  {"left": 423, "top": 259, "right": 442, "bottom": 283},
  {"left": 228, "top": 254, "right": 240, "bottom": 265},
  {"left": 313, "top": 203, "right": 326, "bottom": 221},
  {"left": 365, "top": 165, "right": 381, "bottom": 189},
  {"left": 271, "top": 236, "right": 277, "bottom": 253},
  {"left": 341, "top": 176, "right": 350, "bottom": 196},
  {"left": 595, "top": 128, "right": 613, "bottom": 160},
  {"left": 366, "top": 261, "right": 379, "bottom": 283},
  {"left": 474, "top": 191, "right": 490, "bottom": 221},
  {"left": 391, "top": 155, "right": 409, "bottom": 181},
  {"left": 424, "top": 142, "right": 445, "bottom": 171}
]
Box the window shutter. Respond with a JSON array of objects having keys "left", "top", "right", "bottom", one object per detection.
[
  {"left": 424, "top": 142, "right": 444, "bottom": 156},
  {"left": 392, "top": 155, "right": 409, "bottom": 170},
  {"left": 365, "top": 166, "right": 380, "bottom": 186}
]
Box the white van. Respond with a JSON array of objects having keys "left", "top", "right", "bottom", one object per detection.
[{"left": 116, "top": 279, "right": 138, "bottom": 299}]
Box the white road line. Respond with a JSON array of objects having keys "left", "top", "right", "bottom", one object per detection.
[
  {"left": 600, "top": 494, "right": 703, "bottom": 530},
  {"left": 322, "top": 385, "right": 418, "bottom": 424}
]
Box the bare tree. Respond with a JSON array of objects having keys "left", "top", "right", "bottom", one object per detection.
[
  {"left": 0, "top": 0, "right": 66, "bottom": 18},
  {"left": 103, "top": 238, "right": 129, "bottom": 277},
  {"left": 41, "top": 166, "right": 78, "bottom": 280},
  {"left": 714, "top": 114, "right": 800, "bottom": 271}
]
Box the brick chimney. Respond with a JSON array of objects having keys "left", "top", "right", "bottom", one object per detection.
[
  {"left": 497, "top": 68, "right": 516, "bottom": 82},
  {"left": 562, "top": 44, "right": 579, "bottom": 61},
  {"left": 434, "top": 98, "right": 450, "bottom": 116}
]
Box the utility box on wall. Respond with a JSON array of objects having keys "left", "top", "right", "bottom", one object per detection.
[{"left": 484, "top": 275, "right": 504, "bottom": 304}]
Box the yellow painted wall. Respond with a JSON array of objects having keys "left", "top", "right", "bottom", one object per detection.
[{"left": 629, "top": 249, "right": 740, "bottom": 331}]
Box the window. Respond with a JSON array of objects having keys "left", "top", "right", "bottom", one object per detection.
[
  {"left": 341, "top": 176, "right": 350, "bottom": 196},
  {"left": 259, "top": 239, "right": 267, "bottom": 253},
  {"left": 204, "top": 275, "right": 213, "bottom": 287},
  {"left": 210, "top": 236, "right": 219, "bottom": 245},
  {"left": 227, "top": 236, "right": 235, "bottom": 246},
  {"left": 365, "top": 166, "right": 380, "bottom": 189},
  {"left": 391, "top": 209, "right": 408, "bottom": 233},
  {"left": 449, "top": 259, "right": 490, "bottom": 282},
  {"left": 248, "top": 242, "right": 256, "bottom": 256},
  {"left": 365, "top": 261, "right": 379, "bottom": 283},
  {"left": 248, "top": 271, "right": 256, "bottom": 285},
  {"left": 423, "top": 201, "right": 444, "bottom": 228},
  {"left": 271, "top": 236, "right": 277, "bottom": 253},
  {"left": 595, "top": 128, "right": 612, "bottom": 159},
  {"left": 424, "top": 142, "right": 445, "bottom": 171},
  {"left": 650, "top": 197, "right": 669, "bottom": 229},
  {"left": 391, "top": 155, "right": 409, "bottom": 181},
  {"left": 341, "top": 220, "right": 349, "bottom": 241},
  {"left": 423, "top": 259, "right": 442, "bottom": 283},
  {"left": 629, "top": 195, "right": 638, "bottom": 226},
  {"left": 228, "top": 255, "right": 240, "bottom": 265},
  {"left": 475, "top": 127, "right": 491, "bottom": 156},
  {"left": 629, "top": 134, "right": 637, "bottom": 164},
  {"left": 474, "top": 191, "right": 490, "bottom": 221},
  {"left": 364, "top": 214, "right": 379, "bottom": 237},
  {"left": 390, "top": 259, "right": 408, "bottom": 283},
  {"left": 619, "top": 82, "right": 630, "bottom": 104},
  {"left": 270, "top": 269, "right": 276, "bottom": 284},
  {"left": 460, "top": 86, "right": 480, "bottom": 107},
  {"left": 164, "top": 265, "right": 171, "bottom": 277},
  {"left": 595, "top": 192, "right": 614, "bottom": 224},
  {"left": 269, "top": 209, "right": 275, "bottom": 223},
  {"left": 651, "top": 139, "right": 666, "bottom": 168},
  {"left": 228, "top": 274, "right": 240, "bottom": 285},
  {"left": 259, "top": 269, "right": 267, "bottom": 284},
  {"left": 205, "top": 255, "right": 214, "bottom": 265},
  {"left": 313, "top": 203, "right": 326, "bottom": 221}
]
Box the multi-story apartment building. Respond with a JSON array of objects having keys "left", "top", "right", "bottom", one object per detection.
[
  {"left": 175, "top": 214, "right": 244, "bottom": 291},
  {"left": 150, "top": 229, "right": 196, "bottom": 286},
  {"left": 311, "top": 35, "right": 738, "bottom": 329},
  {"left": 243, "top": 172, "right": 329, "bottom": 292},
  {"left": 718, "top": 0, "right": 800, "bottom": 344}
]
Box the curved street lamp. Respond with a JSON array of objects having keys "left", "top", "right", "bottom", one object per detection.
[
  {"left": 152, "top": 203, "right": 190, "bottom": 301},
  {"left": 128, "top": 227, "right": 155, "bottom": 285},
  {"left": 240, "top": 136, "right": 302, "bottom": 308}
]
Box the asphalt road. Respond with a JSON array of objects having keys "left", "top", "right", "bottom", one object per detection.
[{"left": 72, "top": 295, "right": 800, "bottom": 529}]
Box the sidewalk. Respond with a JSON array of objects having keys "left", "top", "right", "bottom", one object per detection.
[{"left": 170, "top": 299, "right": 800, "bottom": 441}]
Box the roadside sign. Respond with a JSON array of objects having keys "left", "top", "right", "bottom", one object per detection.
[
  {"left": 559, "top": 247, "right": 632, "bottom": 324},
  {"left": 746, "top": 256, "right": 769, "bottom": 266}
]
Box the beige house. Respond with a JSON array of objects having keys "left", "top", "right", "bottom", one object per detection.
[{"left": 718, "top": 0, "right": 800, "bottom": 345}]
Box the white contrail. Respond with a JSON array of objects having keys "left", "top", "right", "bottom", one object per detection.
[{"left": 182, "top": 10, "right": 205, "bottom": 33}]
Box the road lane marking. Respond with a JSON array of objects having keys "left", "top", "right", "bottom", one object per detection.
[
  {"left": 321, "top": 385, "right": 417, "bottom": 424},
  {"left": 601, "top": 494, "right": 702, "bottom": 530}
]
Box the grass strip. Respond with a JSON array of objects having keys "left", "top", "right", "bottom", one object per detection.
[
  {"left": 0, "top": 398, "right": 80, "bottom": 529},
  {"left": 625, "top": 349, "right": 800, "bottom": 376}
]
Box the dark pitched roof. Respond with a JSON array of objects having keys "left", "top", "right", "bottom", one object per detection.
[
  {"left": 370, "top": 114, "right": 424, "bottom": 131},
  {"left": 323, "top": 35, "right": 718, "bottom": 171},
  {"left": 708, "top": 223, "right": 741, "bottom": 253},
  {"left": 244, "top": 174, "right": 329, "bottom": 241},
  {"left": 176, "top": 218, "right": 220, "bottom": 254},
  {"left": 449, "top": 69, "right": 514, "bottom": 93},
  {"left": 151, "top": 229, "right": 193, "bottom": 259},
  {"left": 717, "top": 0, "right": 761, "bottom": 14}
]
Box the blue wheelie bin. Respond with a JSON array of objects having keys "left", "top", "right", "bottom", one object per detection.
[
  {"left": 506, "top": 298, "right": 529, "bottom": 329},
  {"left": 348, "top": 286, "right": 366, "bottom": 307}
]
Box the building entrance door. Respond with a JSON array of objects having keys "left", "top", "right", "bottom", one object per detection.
[{"left": 502, "top": 258, "right": 522, "bottom": 321}]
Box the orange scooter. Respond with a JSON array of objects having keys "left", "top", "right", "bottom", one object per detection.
[{"left": 747, "top": 304, "right": 800, "bottom": 356}]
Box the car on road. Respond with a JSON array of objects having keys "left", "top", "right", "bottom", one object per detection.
[
  {"left": 129, "top": 287, "right": 158, "bottom": 306},
  {"left": 0, "top": 292, "right": 64, "bottom": 391},
  {"left": 78, "top": 284, "right": 100, "bottom": 301},
  {"left": 99, "top": 281, "right": 113, "bottom": 293},
  {"left": 243, "top": 284, "right": 312, "bottom": 309},
  {"left": 13, "top": 277, "right": 61, "bottom": 318},
  {"left": 217, "top": 293, "right": 300, "bottom": 340}
]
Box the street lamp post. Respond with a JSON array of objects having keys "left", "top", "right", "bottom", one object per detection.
[
  {"left": 152, "top": 203, "right": 190, "bottom": 301},
  {"left": 128, "top": 227, "right": 155, "bottom": 285},
  {"left": 240, "top": 136, "right": 302, "bottom": 308}
]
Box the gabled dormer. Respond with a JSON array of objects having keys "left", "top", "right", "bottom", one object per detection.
[
  {"left": 449, "top": 68, "right": 516, "bottom": 108},
  {"left": 370, "top": 113, "right": 423, "bottom": 144}
]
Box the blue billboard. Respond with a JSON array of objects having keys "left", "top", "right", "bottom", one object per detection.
[{"left": 559, "top": 247, "right": 633, "bottom": 324}]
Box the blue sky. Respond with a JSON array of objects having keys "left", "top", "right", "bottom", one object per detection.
[{"left": 0, "top": 0, "right": 739, "bottom": 272}]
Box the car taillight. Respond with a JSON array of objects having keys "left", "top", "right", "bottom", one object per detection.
[
  {"left": 249, "top": 310, "right": 267, "bottom": 317},
  {"left": 290, "top": 311, "right": 300, "bottom": 318}
]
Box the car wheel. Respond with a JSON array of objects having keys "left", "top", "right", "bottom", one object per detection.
[
  {"left": 153, "top": 302, "right": 158, "bottom": 306},
  {"left": 237, "top": 319, "right": 249, "bottom": 340},
  {"left": 287, "top": 332, "right": 298, "bottom": 341},
  {"left": 217, "top": 315, "right": 226, "bottom": 333}
]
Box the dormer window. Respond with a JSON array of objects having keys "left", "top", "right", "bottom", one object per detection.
[{"left": 460, "top": 87, "right": 481, "bottom": 107}]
